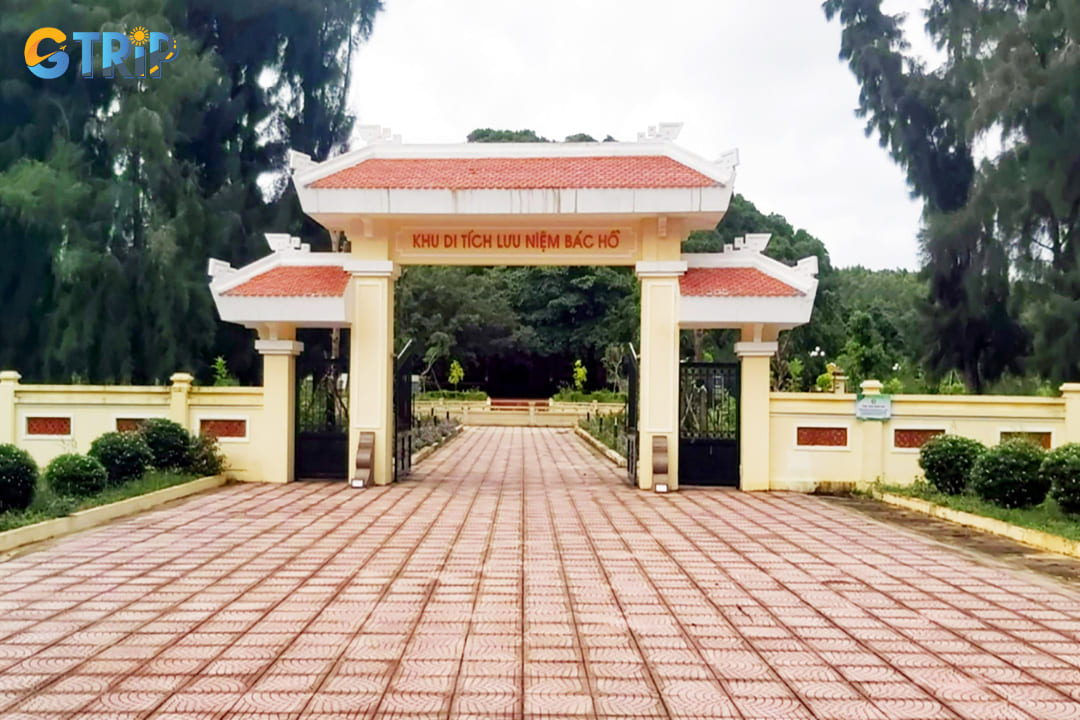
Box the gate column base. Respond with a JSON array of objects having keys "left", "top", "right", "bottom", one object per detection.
[
  {"left": 735, "top": 339, "right": 776, "bottom": 491},
  {"left": 348, "top": 263, "right": 397, "bottom": 487},
  {"left": 636, "top": 262, "right": 685, "bottom": 492},
  {"left": 256, "top": 331, "right": 303, "bottom": 484}
]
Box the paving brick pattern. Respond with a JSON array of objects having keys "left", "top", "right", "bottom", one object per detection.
[{"left": 0, "top": 426, "right": 1078, "bottom": 719}]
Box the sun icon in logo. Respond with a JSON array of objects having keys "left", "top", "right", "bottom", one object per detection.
[{"left": 128, "top": 26, "right": 149, "bottom": 47}]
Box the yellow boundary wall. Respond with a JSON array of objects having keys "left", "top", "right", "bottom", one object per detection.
[
  {"left": 0, "top": 372, "right": 268, "bottom": 483},
  {"left": 5, "top": 369, "right": 1080, "bottom": 492},
  {"left": 769, "top": 384, "right": 1080, "bottom": 491}
]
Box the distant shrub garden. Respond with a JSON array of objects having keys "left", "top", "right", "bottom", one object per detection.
[
  {"left": 888, "top": 433, "right": 1080, "bottom": 542},
  {"left": 416, "top": 389, "right": 489, "bottom": 401},
  {"left": 0, "top": 419, "right": 226, "bottom": 532},
  {"left": 552, "top": 388, "right": 627, "bottom": 404}
]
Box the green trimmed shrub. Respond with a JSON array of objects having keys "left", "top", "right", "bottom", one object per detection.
[
  {"left": 139, "top": 418, "right": 191, "bottom": 469},
  {"left": 1042, "top": 443, "right": 1080, "bottom": 515},
  {"left": 45, "top": 454, "right": 107, "bottom": 497},
  {"left": 187, "top": 433, "right": 226, "bottom": 477},
  {"left": 971, "top": 439, "right": 1049, "bottom": 508},
  {"left": 0, "top": 444, "right": 38, "bottom": 512},
  {"left": 918, "top": 434, "right": 985, "bottom": 495},
  {"left": 89, "top": 432, "right": 152, "bottom": 485}
]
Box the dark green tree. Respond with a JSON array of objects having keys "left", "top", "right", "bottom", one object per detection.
[{"left": 823, "top": 0, "right": 1030, "bottom": 391}]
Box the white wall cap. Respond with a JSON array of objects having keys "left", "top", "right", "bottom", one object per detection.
[
  {"left": 254, "top": 340, "right": 304, "bottom": 356},
  {"left": 635, "top": 261, "right": 688, "bottom": 278},
  {"left": 734, "top": 341, "right": 779, "bottom": 358},
  {"left": 345, "top": 259, "right": 396, "bottom": 277}
]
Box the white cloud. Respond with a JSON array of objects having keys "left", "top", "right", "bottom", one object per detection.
[{"left": 349, "top": 0, "right": 926, "bottom": 270}]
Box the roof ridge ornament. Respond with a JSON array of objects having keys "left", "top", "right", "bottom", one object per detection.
[
  {"left": 288, "top": 150, "right": 315, "bottom": 174},
  {"left": 265, "top": 233, "right": 310, "bottom": 254},
  {"left": 207, "top": 258, "right": 235, "bottom": 281},
  {"left": 723, "top": 233, "right": 771, "bottom": 255},
  {"left": 637, "top": 121, "right": 684, "bottom": 142},
  {"left": 715, "top": 148, "right": 739, "bottom": 179},
  {"left": 357, "top": 125, "right": 402, "bottom": 145}
]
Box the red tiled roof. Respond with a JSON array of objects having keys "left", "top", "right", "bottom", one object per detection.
[
  {"left": 310, "top": 156, "right": 719, "bottom": 190},
  {"left": 680, "top": 267, "right": 802, "bottom": 298},
  {"left": 223, "top": 266, "right": 349, "bottom": 298}
]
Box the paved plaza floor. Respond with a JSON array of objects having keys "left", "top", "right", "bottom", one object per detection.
[{"left": 0, "top": 427, "right": 1079, "bottom": 719}]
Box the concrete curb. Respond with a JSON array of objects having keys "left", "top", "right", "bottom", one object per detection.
[
  {"left": 411, "top": 427, "right": 464, "bottom": 466},
  {"left": 574, "top": 426, "right": 627, "bottom": 468},
  {"left": 0, "top": 475, "right": 228, "bottom": 555},
  {"left": 874, "top": 490, "right": 1080, "bottom": 560}
]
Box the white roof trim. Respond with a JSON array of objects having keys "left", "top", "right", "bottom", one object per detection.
[
  {"left": 680, "top": 295, "right": 815, "bottom": 329},
  {"left": 298, "top": 186, "right": 734, "bottom": 220},
  {"left": 214, "top": 295, "right": 349, "bottom": 328}
]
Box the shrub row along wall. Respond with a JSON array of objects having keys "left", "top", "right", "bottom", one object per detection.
[
  {"left": 414, "top": 399, "right": 624, "bottom": 428},
  {"left": 770, "top": 384, "right": 1080, "bottom": 491},
  {"left": 0, "top": 372, "right": 266, "bottom": 482}
]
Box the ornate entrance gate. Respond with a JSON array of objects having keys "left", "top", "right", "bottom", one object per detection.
[
  {"left": 625, "top": 348, "right": 639, "bottom": 485},
  {"left": 296, "top": 342, "right": 349, "bottom": 480},
  {"left": 678, "top": 362, "right": 739, "bottom": 486},
  {"left": 393, "top": 342, "right": 419, "bottom": 481}
]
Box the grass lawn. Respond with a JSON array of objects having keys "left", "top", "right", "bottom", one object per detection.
[
  {"left": 0, "top": 470, "right": 197, "bottom": 533},
  {"left": 881, "top": 482, "right": 1080, "bottom": 542}
]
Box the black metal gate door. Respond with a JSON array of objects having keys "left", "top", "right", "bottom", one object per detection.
[
  {"left": 296, "top": 353, "right": 349, "bottom": 480},
  {"left": 625, "top": 347, "right": 639, "bottom": 485},
  {"left": 394, "top": 341, "right": 419, "bottom": 481},
  {"left": 679, "top": 362, "right": 739, "bottom": 487}
]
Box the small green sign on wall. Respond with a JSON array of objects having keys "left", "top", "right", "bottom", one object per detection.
[{"left": 855, "top": 394, "right": 892, "bottom": 421}]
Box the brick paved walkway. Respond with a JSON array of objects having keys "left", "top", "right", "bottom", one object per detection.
[{"left": 0, "top": 427, "right": 1079, "bottom": 719}]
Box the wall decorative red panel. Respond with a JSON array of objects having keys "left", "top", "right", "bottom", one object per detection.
[
  {"left": 115, "top": 418, "right": 145, "bottom": 433},
  {"left": 200, "top": 419, "right": 247, "bottom": 438},
  {"left": 796, "top": 427, "right": 847, "bottom": 447},
  {"left": 894, "top": 429, "right": 945, "bottom": 449},
  {"left": 1000, "top": 431, "right": 1052, "bottom": 449},
  {"left": 26, "top": 417, "right": 71, "bottom": 436}
]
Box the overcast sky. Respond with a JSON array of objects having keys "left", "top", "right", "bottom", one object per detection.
[{"left": 349, "top": 0, "right": 930, "bottom": 270}]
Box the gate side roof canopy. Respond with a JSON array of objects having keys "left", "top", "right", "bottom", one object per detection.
[{"left": 677, "top": 234, "right": 819, "bottom": 330}]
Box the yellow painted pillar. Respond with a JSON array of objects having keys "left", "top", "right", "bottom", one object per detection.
[
  {"left": 1061, "top": 383, "right": 1080, "bottom": 444},
  {"left": 0, "top": 371, "right": 19, "bottom": 445},
  {"left": 169, "top": 373, "right": 194, "bottom": 430},
  {"left": 735, "top": 338, "right": 776, "bottom": 491},
  {"left": 348, "top": 262, "right": 397, "bottom": 486},
  {"left": 636, "top": 261, "right": 686, "bottom": 490},
  {"left": 860, "top": 379, "right": 885, "bottom": 484},
  {"left": 255, "top": 327, "right": 303, "bottom": 484}
]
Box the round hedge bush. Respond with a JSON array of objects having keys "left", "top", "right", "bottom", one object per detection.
[
  {"left": 89, "top": 432, "right": 152, "bottom": 485},
  {"left": 45, "top": 454, "right": 108, "bottom": 498},
  {"left": 1042, "top": 443, "right": 1080, "bottom": 516},
  {"left": 139, "top": 418, "right": 191, "bottom": 469},
  {"left": 918, "top": 434, "right": 986, "bottom": 495},
  {"left": 187, "top": 433, "right": 226, "bottom": 477},
  {"left": 971, "top": 439, "right": 1049, "bottom": 508},
  {"left": 0, "top": 444, "right": 38, "bottom": 512}
]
